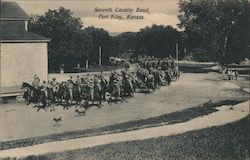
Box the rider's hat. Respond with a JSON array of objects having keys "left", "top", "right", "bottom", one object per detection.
[{"left": 33, "top": 74, "right": 39, "bottom": 79}]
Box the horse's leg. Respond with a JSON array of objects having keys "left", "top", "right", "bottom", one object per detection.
[
  {"left": 27, "top": 95, "right": 31, "bottom": 105},
  {"left": 98, "top": 92, "right": 102, "bottom": 108},
  {"left": 36, "top": 106, "right": 40, "bottom": 112}
]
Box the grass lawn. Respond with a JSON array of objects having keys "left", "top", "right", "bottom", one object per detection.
[{"left": 23, "top": 115, "right": 249, "bottom": 160}]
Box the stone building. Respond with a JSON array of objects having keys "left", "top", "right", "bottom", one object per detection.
[{"left": 0, "top": 1, "right": 50, "bottom": 96}]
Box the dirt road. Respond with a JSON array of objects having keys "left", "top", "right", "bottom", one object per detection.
[{"left": 0, "top": 72, "right": 248, "bottom": 142}]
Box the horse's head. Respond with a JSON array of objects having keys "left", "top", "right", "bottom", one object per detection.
[{"left": 21, "top": 82, "right": 30, "bottom": 89}]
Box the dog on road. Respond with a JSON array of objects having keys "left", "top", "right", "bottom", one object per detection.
[
  {"left": 53, "top": 117, "right": 62, "bottom": 126},
  {"left": 75, "top": 109, "right": 86, "bottom": 116}
]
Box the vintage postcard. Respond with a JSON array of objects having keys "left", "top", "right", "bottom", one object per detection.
[{"left": 0, "top": 0, "right": 249, "bottom": 159}]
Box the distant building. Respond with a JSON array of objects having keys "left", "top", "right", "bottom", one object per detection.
[{"left": 0, "top": 2, "right": 50, "bottom": 96}]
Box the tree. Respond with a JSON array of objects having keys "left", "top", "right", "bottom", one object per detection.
[
  {"left": 83, "top": 26, "right": 113, "bottom": 65},
  {"left": 112, "top": 32, "right": 137, "bottom": 56},
  {"left": 178, "top": 0, "right": 250, "bottom": 64},
  {"left": 29, "top": 7, "right": 86, "bottom": 72},
  {"left": 136, "top": 24, "right": 181, "bottom": 58}
]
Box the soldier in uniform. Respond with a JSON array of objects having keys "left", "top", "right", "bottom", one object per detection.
[
  {"left": 51, "top": 78, "right": 59, "bottom": 93},
  {"left": 125, "top": 61, "right": 130, "bottom": 71},
  {"left": 75, "top": 75, "right": 81, "bottom": 85},
  {"left": 32, "top": 74, "right": 40, "bottom": 89},
  {"left": 41, "top": 81, "right": 48, "bottom": 97},
  {"left": 88, "top": 77, "right": 95, "bottom": 101},
  {"left": 164, "top": 70, "right": 172, "bottom": 85},
  {"left": 67, "top": 79, "right": 74, "bottom": 101},
  {"left": 100, "top": 74, "right": 108, "bottom": 101},
  {"left": 68, "top": 75, "right": 73, "bottom": 84},
  {"left": 47, "top": 80, "right": 54, "bottom": 102}
]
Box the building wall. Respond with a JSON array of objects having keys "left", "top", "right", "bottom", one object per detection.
[{"left": 0, "top": 42, "right": 48, "bottom": 87}]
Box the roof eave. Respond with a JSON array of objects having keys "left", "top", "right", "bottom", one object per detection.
[
  {"left": 0, "top": 18, "right": 30, "bottom": 21},
  {"left": 0, "top": 39, "right": 51, "bottom": 43}
]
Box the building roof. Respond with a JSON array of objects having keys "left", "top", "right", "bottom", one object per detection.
[
  {"left": 1, "top": 1, "right": 30, "bottom": 20},
  {"left": 0, "top": 31, "right": 51, "bottom": 42},
  {"left": 0, "top": 1, "right": 51, "bottom": 42}
]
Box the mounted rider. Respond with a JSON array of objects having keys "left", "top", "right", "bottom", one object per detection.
[
  {"left": 87, "top": 77, "right": 95, "bottom": 101},
  {"left": 51, "top": 78, "right": 59, "bottom": 93},
  {"left": 146, "top": 68, "right": 155, "bottom": 91},
  {"left": 41, "top": 80, "right": 48, "bottom": 97},
  {"left": 29, "top": 74, "right": 40, "bottom": 98},
  {"left": 152, "top": 67, "right": 162, "bottom": 88},
  {"left": 121, "top": 71, "right": 134, "bottom": 97},
  {"left": 100, "top": 74, "right": 108, "bottom": 101},
  {"left": 108, "top": 71, "right": 117, "bottom": 92},
  {"left": 129, "top": 72, "right": 138, "bottom": 92},
  {"left": 32, "top": 74, "right": 40, "bottom": 89},
  {"left": 75, "top": 75, "right": 81, "bottom": 85}
]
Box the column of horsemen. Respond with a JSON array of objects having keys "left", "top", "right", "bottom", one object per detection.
[{"left": 22, "top": 56, "right": 180, "bottom": 108}]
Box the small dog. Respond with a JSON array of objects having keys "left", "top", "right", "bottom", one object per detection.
[
  {"left": 75, "top": 109, "right": 86, "bottom": 116},
  {"left": 53, "top": 117, "right": 62, "bottom": 126}
]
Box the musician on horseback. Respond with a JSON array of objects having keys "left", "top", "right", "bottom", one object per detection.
[
  {"left": 146, "top": 69, "right": 155, "bottom": 93},
  {"left": 164, "top": 70, "right": 172, "bottom": 85},
  {"left": 46, "top": 80, "right": 54, "bottom": 103},
  {"left": 121, "top": 71, "right": 134, "bottom": 97},
  {"left": 32, "top": 74, "right": 40, "bottom": 89},
  {"left": 129, "top": 72, "right": 138, "bottom": 92},
  {"left": 28, "top": 74, "right": 40, "bottom": 99},
  {"left": 108, "top": 71, "right": 116, "bottom": 91},
  {"left": 152, "top": 67, "right": 162, "bottom": 89},
  {"left": 51, "top": 78, "right": 59, "bottom": 92},
  {"left": 88, "top": 77, "right": 95, "bottom": 101},
  {"left": 100, "top": 74, "right": 108, "bottom": 101},
  {"left": 41, "top": 81, "right": 48, "bottom": 97},
  {"left": 75, "top": 75, "right": 81, "bottom": 85},
  {"left": 94, "top": 75, "right": 102, "bottom": 104},
  {"left": 67, "top": 79, "right": 74, "bottom": 102}
]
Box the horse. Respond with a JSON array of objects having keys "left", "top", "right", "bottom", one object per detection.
[
  {"left": 172, "top": 66, "right": 180, "bottom": 80},
  {"left": 21, "top": 82, "right": 47, "bottom": 111},
  {"left": 100, "top": 78, "right": 108, "bottom": 101},
  {"left": 121, "top": 78, "right": 134, "bottom": 98},
  {"left": 92, "top": 82, "right": 102, "bottom": 107},
  {"left": 164, "top": 70, "right": 172, "bottom": 85},
  {"left": 145, "top": 74, "right": 155, "bottom": 94},
  {"left": 53, "top": 84, "right": 69, "bottom": 104},
  {"left": 79, "top": 82, "right": 102, "bottom": 108},
  {"left": 79, "top": 84, "right": 91, "bottom": 106},
  {"left": 22, "top": 82, "right": 33, "bottom": 105},
  {"left": 72, "top": 83, "right": 82, "bottom": 106},
  {"left": 107, "top": 80, "right": 122, "bottom": 103},
  {"left": 153, "top": 70, "right": 163, "bottom": 89}
]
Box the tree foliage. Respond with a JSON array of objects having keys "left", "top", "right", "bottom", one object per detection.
[
  {"left": 113, "top": 25, "right": 181, "bottom": 59},
  {"left": 136, "top": 25, "right": 181, "bottom": 58},
  {"left": 83, "top": 26, "right": 114, "bottom": 65},
  {"left": 29, "top": 7, "right": 85, "bottom": 72},
  {"left": 30, "top": 7, "right": 182, "bottom": 72},
  {"left": 178, "top": 0, "right": 250, "bottom": 63},
  {"left": 29, "top": 7, "right": 113, "bottom": 72}
]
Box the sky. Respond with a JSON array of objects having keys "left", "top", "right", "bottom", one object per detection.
[{"left": 14, "top": 0, "right": 180, "bottom": 33}]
